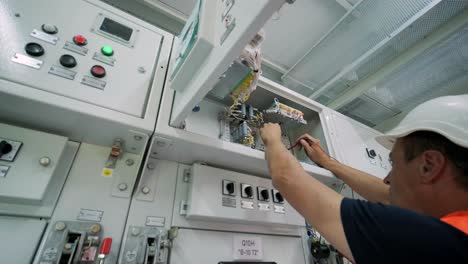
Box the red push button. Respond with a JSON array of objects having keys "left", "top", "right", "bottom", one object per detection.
[
  {"left": 91, "top": 65, "right": 106, "bottom": 78},
  {"left": 73, "top": 35, "right": 87, "bottom": 46}
]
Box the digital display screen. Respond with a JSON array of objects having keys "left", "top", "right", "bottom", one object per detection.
[{"left": 99, "top": 18, "right": 133, "bottom": 41}]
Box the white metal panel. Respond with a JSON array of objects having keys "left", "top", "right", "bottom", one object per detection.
[
  {"left": 325, "top": 109, "right": 391, "bottom": 179},
  {"left": 118, "top": 159, "right": 179, "bottom": 263},
  {"left": 0, "top": 123, "right": 68, "bottom": 204},
  {"left": 185, "top": 164, "right": 304, "bottom": 226},
  {"left": 170, "top": 229, "right": 306, "bottom": 264},
  {"left": 172, "top": 164, "right": 303, "bottom": 236},
  {"left": 0, "top": 0, "right": 165, "bottom": 117},
  {"left": 35, "top": 143, "right": 143, "bottom": 264},
  {"left": 0, "top": 141, "right": 78, "bottom": 218},
  {"left": 0, "top": 0, "right": 173, "bottom": 152},
  {"left": 0, "top": 216, "right": 47, "bottom": 264},
  {"left": 170, "top": 0, "right": 288, "bottom": 126}
]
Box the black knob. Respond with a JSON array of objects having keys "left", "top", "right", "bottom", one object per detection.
[
  {"left": 260, "top": 189, "right": 269, "bottom": 200},
  {"left": 0, "top": 141, "right": 13, "bottom": 156},
  {"left": 244, "top": 186, "right": 253, "bottom": 197},
  {"left": 226, "top": 182, "right": 235, "bottom": 194},
  {"left": 275, "top": 192, "right": 284, "bottom": 203},
  {"left": 25, "top": 42, "right": 44, "bottom": 57},
  {"left": 60, "top": 54, "right": 77, "bottom": 68}
]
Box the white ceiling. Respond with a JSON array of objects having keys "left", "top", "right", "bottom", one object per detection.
[{"left": 261, "top": 0, "right": 346, "bottom": 69}]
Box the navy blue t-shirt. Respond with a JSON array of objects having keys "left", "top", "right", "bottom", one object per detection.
[{"left": 340, "top": 198, "right": 468, "bottom": 264}]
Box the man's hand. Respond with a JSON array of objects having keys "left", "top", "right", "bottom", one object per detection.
[
  {"left": 297, "top": 134, "right": 334, "bottom": 167},
  {"left": 260, "top": 123, "right": 282, "bottom": 146}
]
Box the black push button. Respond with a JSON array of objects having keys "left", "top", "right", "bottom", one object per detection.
[
  {"left": 42, "top": 24, "right": 58, "bottom": 34},
  {"left": 90, "top": 65, "right": 106, "bottom": 78},
  {"left": 25, "top": 42, "right": 44, "bottom": 57},
  {"left": 59, "top": 54, "right": 77, "bottom": 68}
]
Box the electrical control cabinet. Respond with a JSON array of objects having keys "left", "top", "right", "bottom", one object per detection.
[
  {"left": 0, "top": 0, "right": 173, "bottom": 153},
  {"left": 120, "top": 160, "right": 308, "bottom": 264},
  {"left": 152, "top": 75, "right": 342, "bottom": 190},
  {"left": 34, "top": 143, "right": 143, "bottom": 264}
]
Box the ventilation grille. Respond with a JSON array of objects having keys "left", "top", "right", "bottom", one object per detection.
[
  {"left": 284, "top": 0, "right": 437, "bottom": 92},
  {"left": 338, "top": 23, "right": 468, "bottom": 126},
  {"left": 318, "top": 0, "right": 468, "bottom": 104}
]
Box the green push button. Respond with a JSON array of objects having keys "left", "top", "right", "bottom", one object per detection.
[{"left": 101, "top": 46, "right": 114, "bottom": 56}]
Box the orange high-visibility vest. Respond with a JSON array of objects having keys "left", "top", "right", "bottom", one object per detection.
[{"left": 440, "top": 211, "right": 468, "bottom": 234}]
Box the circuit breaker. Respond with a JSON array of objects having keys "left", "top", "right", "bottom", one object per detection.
[{"left": 34, "top": 143, "right": 143, "bottom": 264}]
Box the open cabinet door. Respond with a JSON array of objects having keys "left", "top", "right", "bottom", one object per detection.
[{"left": 169, "top": 0, "right": 292, "bottom": 126}]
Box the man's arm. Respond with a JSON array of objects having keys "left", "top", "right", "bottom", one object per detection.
[
  {"left": 298, "top": 134, "right": 390, "bottom": 204},
  {"left": 261, "top": 124, "right": 355, "bottom": 262}
]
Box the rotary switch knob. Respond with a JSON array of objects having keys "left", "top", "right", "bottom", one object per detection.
[
  {"left": 260, "top": 189, "right": 269, "bottom": 200},
  {"left": 244, "top": 186, "right": 253, "bottom": 197},
  {"left": 275, "top": 192, "right": 284, "bottom": 203},
  {"left": 0, "top": 141, "right": 12, "bottom": 158},
  {"left": 226, "top": 182, "right": 235, "bottom": 194}
]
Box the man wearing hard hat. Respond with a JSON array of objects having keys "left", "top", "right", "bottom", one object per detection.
[{"left": 260, "top": 95, "right": 468, "bottom": 263}]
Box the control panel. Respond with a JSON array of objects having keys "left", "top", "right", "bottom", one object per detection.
[
  {"left": 1, "top": 0, "right": 166, "bottom": 117},
  {"left": 185, "top": 164, "right": 304, "bottom": 226},
  {"left": 0, "top": 123, "right": 75, "bottom": 212}
]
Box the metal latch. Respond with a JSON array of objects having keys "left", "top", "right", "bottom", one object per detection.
[{"left": 105, "top": 138, "right": 123, "bottom": 168}]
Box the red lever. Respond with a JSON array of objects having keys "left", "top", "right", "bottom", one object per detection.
[{"left": 100, "top": 237, "right": 112, "bottom": 255}]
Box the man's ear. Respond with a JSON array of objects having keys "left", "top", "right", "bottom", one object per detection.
[{"left": 419, "top": 150, "right": 446, "bottom": 184}]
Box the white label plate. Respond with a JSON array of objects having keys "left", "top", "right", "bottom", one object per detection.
[
  {"left": 64, "top": 41, "right": 88, "bottom": 56},
  {"left": 274, "top": 205, "right": 285, "bottom": 214},
  {"left": 241, "top": 200, "right": 254, "bottom": 209},
  {"left": 258, "top": 203, "right": 271, "bottom": 211},
  {"left": 77, "top": 209, "right": 103, "bottom": 222},
  {"left": 233, "top": 236, "right": 263, "bottom": 260},
  {"left": 49, "top": 65, "right": 77, "bottom": 80},
  {"left": 145, "top": 216, "right": 165, "bottom": 227},
  {"left": 31, "top": 29, "right": 59, "bottom": 45},
  {"left": 11, "top": 53, "right": 43, "bottom": 69}
]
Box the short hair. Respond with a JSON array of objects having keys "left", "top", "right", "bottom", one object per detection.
[{"left": 401, "top": 131, "right": 468, "bottom": 190}]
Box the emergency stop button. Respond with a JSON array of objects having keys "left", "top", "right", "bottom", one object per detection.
[
  {"left": 73, "top": 35, "right": 87, "bottom": 46},
  {"left": 90, "top": 65, "right": 106, "bottom": 78}
]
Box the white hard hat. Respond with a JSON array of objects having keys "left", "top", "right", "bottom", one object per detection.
[{"left": 375, "top": 95, "right": 468, "bottom": 150}]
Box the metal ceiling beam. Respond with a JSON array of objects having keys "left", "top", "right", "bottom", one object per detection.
[
  {"left": 335, "top": 0, "right": 354, "bottom": 11},
  {"left": 326, "top": 7, "right": 468, "bottom": 110}
]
